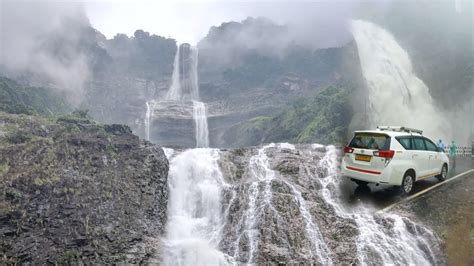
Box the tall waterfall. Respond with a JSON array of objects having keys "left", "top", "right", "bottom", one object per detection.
[
  {"left": 144, "top": 100, "right": 154, "bottom": 141},
  {"left": 166, "top": 45, "right": 182, "bottom": 101},
  {"left": 146, "top": 44, "right": 210, "bottom": 147},
  {"left": 351, "top": 20, "right": 450, "bottom": 140},
  {"left": 161, "top": 144, "right": 443, "bottom": 264}
]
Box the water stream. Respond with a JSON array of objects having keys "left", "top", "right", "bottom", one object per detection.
[
  {"left": 350, "top": 19, "right": 450, "bottom": 140},
  {"left": 162, "top": 144, "right": 443, "bottom": 265}
]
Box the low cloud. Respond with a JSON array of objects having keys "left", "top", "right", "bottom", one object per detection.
[{"left": 0, "top": 0, "right": 90, "bottom": 105}]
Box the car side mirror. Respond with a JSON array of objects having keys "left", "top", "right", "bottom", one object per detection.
[{"left": 437, "top": 147, "right": 444, "bottom": 152}]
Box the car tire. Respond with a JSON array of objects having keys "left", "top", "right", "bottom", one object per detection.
[
  {"left": 437, "top": 164, "right": 448, "bottom": 182},
  {"left": 398, "top": 172, "right": 415, "bottom": 195},
  {"left": 354, "top": 180, "right": 369, "bottom": 186}
]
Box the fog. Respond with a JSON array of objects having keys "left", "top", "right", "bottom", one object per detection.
[
  {"left": 0, "top": 0, "right": 90, "bottom": 105},
  {"left": 0, "top": 0, "right": 472, "bottom": 143}
]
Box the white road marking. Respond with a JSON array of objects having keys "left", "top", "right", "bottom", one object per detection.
[{"left": 377, "top": 169, "right": 474, "bottom": 214}]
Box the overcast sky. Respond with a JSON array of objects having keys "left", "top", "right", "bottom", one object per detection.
[{"left": 84, "top": 0, "right": 369, "bottom": 44}]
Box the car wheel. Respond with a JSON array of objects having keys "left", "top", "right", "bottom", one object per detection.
[
  {"left": 437, "top": 164, "right": 447, "bottom": 182},
  {"left": 398, "top": 172, "right": 414, "bottom": 195},
  {"left": 354, "top": 180, "right": 369, "bottom": 186}
]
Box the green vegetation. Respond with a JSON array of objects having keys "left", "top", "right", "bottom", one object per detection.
[
  {"left": 0, "top": 77, "right": 71, "bottom": 116},
  {"left": 225, "top": 85, "right": 353, "bottom": 146},
  {"left": 6, "top": 130, "right": 32, "bottom": 144},
  {"left": 57, "top": 110, "right": 95, "bottom": 125},
  {"left": 221, "top": 48, "right": 346, "bottom": 90}
]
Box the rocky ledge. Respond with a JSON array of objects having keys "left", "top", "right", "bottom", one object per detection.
[{"left": 0, "top": 112, "right": 168, "bottom": 264}]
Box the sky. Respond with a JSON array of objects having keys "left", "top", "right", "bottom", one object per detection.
[{"left": 84, "top": 0, "right": 365, "bottom": 44}]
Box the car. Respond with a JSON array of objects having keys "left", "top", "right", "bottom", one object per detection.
[{"left": 340, "top": 126, "right": 449, "bottom": 195}]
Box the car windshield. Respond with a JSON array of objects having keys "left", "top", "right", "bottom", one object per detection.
[{"left": 349, "top": 133, "right": 390, "bottom": 150}]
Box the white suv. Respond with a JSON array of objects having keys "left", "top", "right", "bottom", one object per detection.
[{"left": 341, "top": 126, "right": 449, "bottom": 195}]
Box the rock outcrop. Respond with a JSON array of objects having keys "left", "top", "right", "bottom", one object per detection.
[
  {"left": 0, "top": 112, "right": 169, "bottom": 264},
  {"left": 163, "top": 144, "right": 443, "bottom": 264}
]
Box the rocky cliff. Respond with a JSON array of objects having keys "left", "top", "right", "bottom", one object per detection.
[
  {"left": 0, "top": 112, "right": 169, "bottom": 264},
  {"left": 162, "top": 144, "right": 444, "bottom": 264},
  {"left": 73, "top": 18, "right": 365, "bottom": 148}
]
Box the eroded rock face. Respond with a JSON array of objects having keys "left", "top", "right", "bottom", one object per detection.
[
  {"left": 217, "top": 145, "right": 359, "bottom": 264},
  {"left": 0, "top": 112, "right": 169, "bottom": 264},
  {"left": 148, "top": 100, "right": 195, "bottom": 147}
]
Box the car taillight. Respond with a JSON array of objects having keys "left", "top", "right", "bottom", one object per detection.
[
  {"left": 373, "top": 150, "right": 395, "bottom": 159},
  {"left": 344, "top": 146, "right": 354, "bottom": 154}
]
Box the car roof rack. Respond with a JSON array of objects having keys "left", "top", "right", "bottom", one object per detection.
[{"left": 377, "top": 126, "right": 423, "bottom": 135}]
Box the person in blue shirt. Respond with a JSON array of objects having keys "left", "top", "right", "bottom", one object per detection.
[{"left": 436, "top": 139, "right": 445, "bottom": 151}]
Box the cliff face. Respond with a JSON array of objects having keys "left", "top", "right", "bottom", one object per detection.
[
  {"left": 75, "top": 18, "right": 364, "bottom": 148},
  {"left": 0, "top": 112, "right": 169, "bottom": 264},
  {"left": 198, "top": 19, "right": 364, "bottom": 147}
]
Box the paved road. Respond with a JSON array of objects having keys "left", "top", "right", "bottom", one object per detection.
[
  {"left": 340, "top": 157, "right": 474, "bottom": 209},
  {"left": 394, "top": 171, "right": 474, "bottom": 265}
]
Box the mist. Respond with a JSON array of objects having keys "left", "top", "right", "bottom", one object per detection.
[{"left": 0, "top": 0, "right": 91, "bottom": 105}]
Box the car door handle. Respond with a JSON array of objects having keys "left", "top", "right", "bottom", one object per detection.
[{"left": 412, "top": 154, "right": 419, "bottom": 158}]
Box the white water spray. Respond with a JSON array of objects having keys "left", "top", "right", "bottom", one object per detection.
[
  {"left": 232, "top": 144, "right": 331, "bottom": 264},
  {"left": 166, "top": 45, "right": 182, "bottom": 101},
  {"left": 163, "top": 149, "right": 235, "bottom": 266},
  {"left": 164, "top": 45, "right": 209, "bottom": 147},
  {"left": 144, "top": 100, "right": 154, "bottom": 141},
  {"left": 316, "top": 145, "right": 440, "bottom": 265},
  {"left": 193, "top": 100, "right": 210, "bottom": 148},
  {"left": 162, "top": 144, "right": 441, "bottom": 264},
  {"left": 351, "top": 20, "right": 450, "bottom": 140}
]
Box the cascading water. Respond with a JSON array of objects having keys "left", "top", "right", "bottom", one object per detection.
[
  {"left": 163, "top": 148, "right": 235, "bottom": 265},
  {"left": 166, "top": 45, "right": 182, "bottom": 101},
  {"left": 317, "top": 146, "right": 441, "bottom": 265},
  {"left": 193, "top": 100, "right": 210, "bottom": 148},
  {"left": 162, "top": 144, "right": 443, "bottom": 264},
  {"left": 351, "top": 20, "right": 450, "bottom": 140},
  {"left": 144, "top": 100, "right": 154, "bottom": 141},
  {"left": 160, "top": 45, "right": 210, "bottom": 147}
]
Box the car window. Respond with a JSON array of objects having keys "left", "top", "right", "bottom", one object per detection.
[
  {"left": 413, "top": 137, "right": 427, "bottom": 150},
  {"left": 396, "top": 137, "right": 412, "bottom": 150},
  {"left": 424, "top": 138, "right": 438, "bottom": 151},
  {"left": 349, "top": 133, "right": 390, "bottom": 150}
]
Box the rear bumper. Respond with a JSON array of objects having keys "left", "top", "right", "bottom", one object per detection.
[{"left": 341, "top": 161, "right": 402, "bottom": 186}]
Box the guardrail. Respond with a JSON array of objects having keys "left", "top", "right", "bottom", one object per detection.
[{"left": 443, "top": 141, "right": 473, "bottom": 157}]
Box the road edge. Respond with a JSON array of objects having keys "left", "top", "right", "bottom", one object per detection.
[{"left": 377, "top": 169, "right": 474, "bottom": 214}]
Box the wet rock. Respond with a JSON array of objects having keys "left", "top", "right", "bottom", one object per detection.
[
  {"left": 217, "top": 144, "right": 359, "bottom": 264},
  {"left": 0, "top": 112, "right": 169, "bottom": 264}
]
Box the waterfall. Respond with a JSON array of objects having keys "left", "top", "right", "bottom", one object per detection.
[
  {"left": 193, "top": 100, "right": 209, "bottom": 148},
  {"left": 163, "top": 44, "right": 209, "bottom": 147},
  {"left": 317, "top": 146, "right": 440, "bottom": 265},
  {"left": 144, "top": 100, "right": 154, "bottom": 141},
  {"left": 231, "top": 144, "right": 331, "bottom": 264},
  {"left": 166, "top": 45, "right": 182, "bottom": 101},
  {"left": 162, "top": 144, "right": 443, "bottom": 264},
  {"left": 350, "top": 20, "right": 450, "bottom": 140},
  {"left": 163, "top": 149, "right": 235, "bottom": 265}
]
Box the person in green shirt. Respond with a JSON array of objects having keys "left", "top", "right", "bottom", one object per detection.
[
  {"left": 449, "top": 141, "right": 457, "bottom": 157},
  {"left": 449, "top": 141, "right": 457, "bottom": 165}
]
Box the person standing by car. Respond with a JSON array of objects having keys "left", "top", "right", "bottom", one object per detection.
[
  {"left": 449, "top": 140, "right": 457, "bottom": 167},
  {"left": 437, "top": 139, "right": 445, "bottom": 151}
]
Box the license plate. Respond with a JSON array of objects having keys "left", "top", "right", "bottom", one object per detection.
[{"left": 355, "top": 154, "right": 372, "bottom": 162}]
